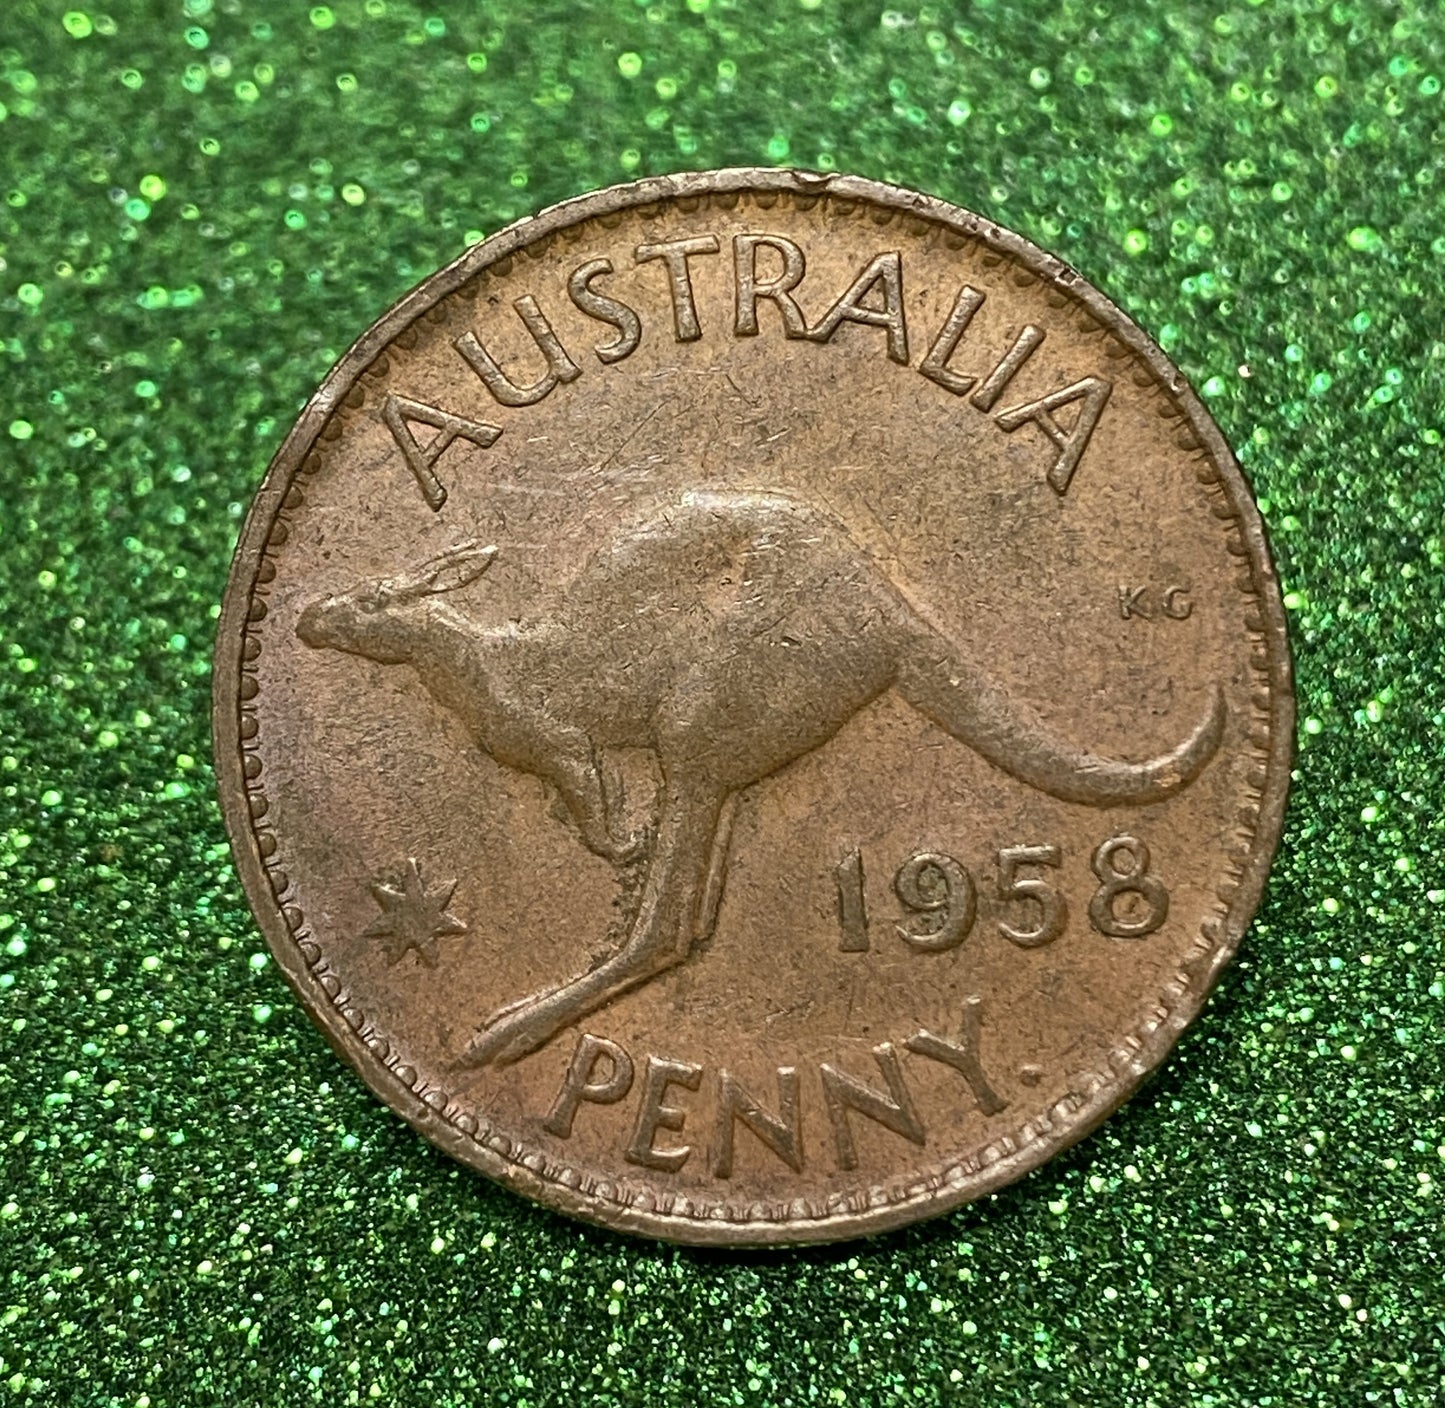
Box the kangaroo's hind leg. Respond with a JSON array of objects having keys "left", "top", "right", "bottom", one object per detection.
[{"left": 456, "top": 778, "right": 727, "bottom": 1069}]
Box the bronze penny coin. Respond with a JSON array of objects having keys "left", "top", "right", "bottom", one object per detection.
[{"left": 213, "top": 169, "right": 1292, "bottom": 1244}]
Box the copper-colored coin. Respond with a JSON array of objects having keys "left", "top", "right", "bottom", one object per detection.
[{"left": 214, "top": 170, "right": 1292, "bottom": 1244}]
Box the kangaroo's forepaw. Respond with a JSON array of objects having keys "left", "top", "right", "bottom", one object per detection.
[
  {"left": 577, "top": 825, "right": 648, "bottom": 867},
  {"left": 585, "top": 826, "right": 650, "bottom": 867},
  {"left": 609, "top": 828, "right": 650, "bottom": 866}
]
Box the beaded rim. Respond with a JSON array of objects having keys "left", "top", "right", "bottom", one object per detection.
[{"left": 213, "top": 168, "right": 1294, "bottom": 1245}]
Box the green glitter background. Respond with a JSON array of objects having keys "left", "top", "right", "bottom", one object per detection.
[{"left": 2, "top": 0, "right": 1443, "bottom": 1402}]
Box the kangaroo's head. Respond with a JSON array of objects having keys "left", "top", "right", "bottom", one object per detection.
[{"left": 296, "top": 540, "right": 498, "bottom": 663}]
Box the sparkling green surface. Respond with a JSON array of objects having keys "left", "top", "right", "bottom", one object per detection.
[{"left": 2, "top": 0, "right": 1443, "bottom": 1402}]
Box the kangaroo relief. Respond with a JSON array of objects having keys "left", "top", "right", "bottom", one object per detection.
[
  {"left": 295, "top": 489, "right": 1225, "bottom": 1069},
  {"left": 219, "top": 173, "right": 1293, "bottom": 1243}
]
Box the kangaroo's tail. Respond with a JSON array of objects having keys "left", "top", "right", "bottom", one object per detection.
[{"left": 895, "top": 624, "right": 1226, "bottom": 806}]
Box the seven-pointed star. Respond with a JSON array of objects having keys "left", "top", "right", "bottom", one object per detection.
[{"left": 363, "top": 858, "right": 466, "bottom": 969}]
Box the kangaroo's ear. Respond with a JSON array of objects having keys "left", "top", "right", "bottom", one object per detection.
[{"left": 418, "top": 540, "right": 499, "bottom": 595}]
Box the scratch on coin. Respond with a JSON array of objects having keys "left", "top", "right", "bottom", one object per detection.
[{"left": 594, "top": 397, "right": 670, "bottom": 473}]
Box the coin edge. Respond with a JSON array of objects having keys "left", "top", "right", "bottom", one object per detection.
[{"left": 211, "top": 167, "right": 1295, "bottom": 1246}]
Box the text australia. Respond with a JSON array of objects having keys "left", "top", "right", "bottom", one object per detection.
[{"left": 380, "top": 231, "right": 1114, "bottom": 510}]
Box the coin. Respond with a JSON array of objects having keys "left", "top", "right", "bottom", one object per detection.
[{"left": 213, "top": 169, "right": 1292, "bottom": 1244}]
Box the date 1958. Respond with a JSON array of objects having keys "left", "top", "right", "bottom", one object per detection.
[{"left": 834, "top": 835, "right": 1170, "bottom": 953}]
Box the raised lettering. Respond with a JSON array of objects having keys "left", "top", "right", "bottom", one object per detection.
[
  {"left": 381, "top": 394, "right": 503, "bottom": 513},
  {"left": 906, "top": 996, "right": 1008, "bottom": 1117},
  {"left": 820, "top": 1042, "right": 925, "bottom": 1171},
  {"left": 634, "top": 235, "right": 719, "bottom": 342},
  {"left": 807, "top": 250, "right": 909, "bottom": 364},
  {"left": 1088, "top": 835, "right": 1169, "bottom": 938},
  {"left": 1162, "top": 585, "right": 1193, "bottom": 620},
  {"left": 918, "top": 284, "right": 987, "bottom": 395},
  {"left": 995, "top": 844, "right": 1065, "bottom": 948},
  {"left": 996, "top": 376, "right": 1113, "bottom": 494},
  {"left": 567, "top": 258, "right": 642, "bottom": 365},
  {"left": 733, "top": 233, "right": 808, "bottom": 339},
  {"left": 712, "top": 1066, "right": 802, "bottom": 1177},
  {"left": 1118, "top": 584, "right": 1149, "bottom": 620},
  {"left": 970, "top": 325, "right": 1046, "bottom": 412},
  {"left": 893, "top": 852, "right": 975, "bottom": 953},
  {"left": 624, "top": 1055, "right": 702, "bottom": 1172},
  {"left": 542, "top": 1032, "right": 634, "bottom": 1138},
  {"left": 454, "top": 295, "right": 582, "bottom": 407}
]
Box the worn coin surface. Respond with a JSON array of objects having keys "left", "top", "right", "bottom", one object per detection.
[{"left": 214, "top": 169, "right": 1292, "bottom": 1244}]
